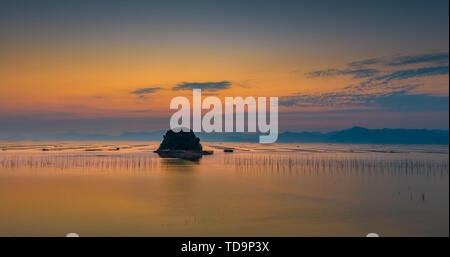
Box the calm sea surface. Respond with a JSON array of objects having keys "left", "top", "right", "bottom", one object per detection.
[{"left": 0, "top": 142, "right": 448, "bottom": 236}]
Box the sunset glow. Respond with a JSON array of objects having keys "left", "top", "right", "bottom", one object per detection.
[{"left": 0, "top": 0, "right": 448, "bottom": 136}]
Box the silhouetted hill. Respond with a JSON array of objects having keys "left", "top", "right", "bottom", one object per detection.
[
  {"left": 1, "top": 127, "right": 448, "bottom": 144},
  {"left": 277, "top": 127, "right": 448, "bottom": 144},
  {"left": 326, "top": 127, "right": 449, "bottom": 144}
]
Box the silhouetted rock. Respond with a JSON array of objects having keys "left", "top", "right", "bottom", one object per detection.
[
  {"left": 157, "top": 129, "right": 202, "bottom": 151},
  {"left": 155, "top": 130, "right": 212, "bottom": 160}
]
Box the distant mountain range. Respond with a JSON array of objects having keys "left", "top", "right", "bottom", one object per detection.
[
  {"left": 278, "top": 127, "right": 449, "bottom": 144},
  {"left": 2, "top": 127, "right": 448, "bottom": 144}
]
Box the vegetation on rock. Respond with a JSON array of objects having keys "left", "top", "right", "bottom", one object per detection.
[{"left": 157, "top": 129, "right": 203, "bottom": 152}]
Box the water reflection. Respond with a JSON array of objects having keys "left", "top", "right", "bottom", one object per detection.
[
  {"left": 0, "top": 142, "right": 448, "bottom": 236},
  {"left": 156, "top": 151, "right": 203, "bottom": 161},
  {"left": 160, "top": 157, "right": 201, "bottom": 171}
]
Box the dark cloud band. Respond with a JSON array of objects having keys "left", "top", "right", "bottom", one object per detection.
[
  {"left": 172, "top": 81, "right": 231, "bottom": 91},
  {"left": 130, "top": 87, "right": 162, "bottom": 95}
]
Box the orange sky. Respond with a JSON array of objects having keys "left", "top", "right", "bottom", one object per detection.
[{"left": 0, "top": 1, "right": 448, "bottom": 135}]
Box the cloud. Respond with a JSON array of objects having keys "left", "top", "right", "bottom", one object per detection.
[
  {"left": 306, "top": 53, "right": 449, "bottom": 80},
  {"left": 280, "top": 88, "right": 449, "bottom": 112},
  {"left": 306, "top": 68, "right": 380, "bottom": 79},
  {"left": 280, "top": 91, "right": 373, "bottom": 107},
  {"left": 344, "top": 66, "right": 450, "bottom": 92},
  {"left": 347, "top": 52, "right": 449, "bottom": 68},
  {"left": 172, "top": 81, "right": 231, "bottom": 91},
  {"left": 385, "top": 53, "right": 449, "bottom": 66},
  {"left": 368, "top": 66, "right": 449, "bottom": 85},
  {"left": 347, "top": 58, "right": 380, "bottom": 68},
  {"left": 303, "top": 53, "right": 449, "bottom": 109},
  {"left": 285, "top": 60, "right": 448, "bottom": 111},
  {"left": 338, "top": 66, "right": 449, "bottom": 93},
  {"left": 130, "top": 87, "right": 162, "bottom": 95}
]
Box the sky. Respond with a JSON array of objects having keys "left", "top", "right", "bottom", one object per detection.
[{"left": 0, "top": 0, "right": 448, "bottom": 137}]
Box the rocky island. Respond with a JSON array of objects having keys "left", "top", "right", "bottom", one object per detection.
[{"left": 154, "top": 129, "right": 213, "bottom": 160}]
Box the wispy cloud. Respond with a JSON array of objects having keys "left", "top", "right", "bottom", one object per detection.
[
  {"left": 344, "top": 66, "right": 449, "bottom": 92},
  {"left": 289, "top": 52, "right": 450, "bottom": 112},
  {"left": 306, "top": 68, "right": 380, "bottom": 79},
  {"left": 130, "top": 87, "right": 162, "bottom": 95},
  {"left": 385, "top": 53, "right": 449, "bottom": 66},
  {"left": 347, "top": 52, "right": 449, "bottom": 68},
  {"left": 306, "top": 53, "right": 449, "bottom": 81},
  {"left": 280, "top": 87, "right": 449, "bottom": 112},
  {"left": 347, "top": 58, "right": 380, "bottom": 68},
  {"left": 280, "top": 91, "right": 381, "bottom": 108},
  {"left": 369, "top": 66, "right": 449, "bottom": 85},
  {"left": 172, "top": 81, "right": 231, "bottom": 91}
]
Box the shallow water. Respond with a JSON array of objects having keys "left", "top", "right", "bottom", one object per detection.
[{"left": 0, "top": 142, "right": 448, "bottom": 236}]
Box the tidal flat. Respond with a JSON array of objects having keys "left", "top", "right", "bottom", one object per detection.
[{"left": 0, "top": 142, "right": 448, "bottom": 236}]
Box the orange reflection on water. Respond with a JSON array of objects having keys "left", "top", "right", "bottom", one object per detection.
[{"left": 0, "top": 142, "right": 448, "bottom": 236}]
